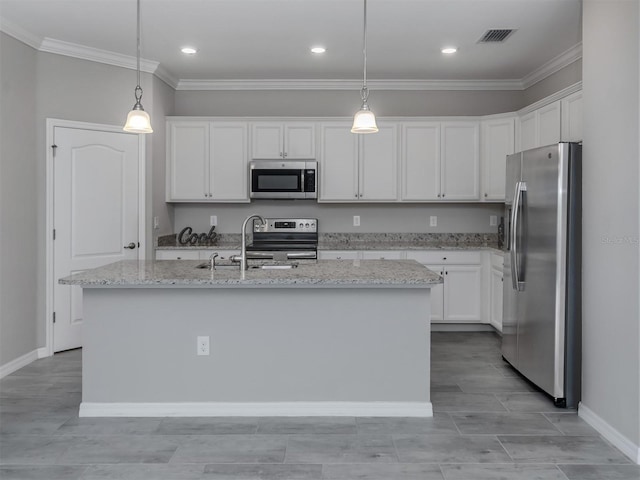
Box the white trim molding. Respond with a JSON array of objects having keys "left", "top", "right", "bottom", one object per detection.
[
  {"left": 0, "top": 349, "right": 38, "bottom": 378},
  {"left": 522, "top": 43, "right": 583, "bottom": 89},
  {"left": 518, "top": 81, "right": 583, "bottom": 116},
  {"left": 176, "top": 78, "right": 525, "bottom": 91},
  {"left": 0, "top": 17, "right": 42, "bottom": 50},
  {"left": 579, "top": 402, "right": 640, "bottom": 464},
  {"left": 79, "top": 401, "right": 433, "bottom": 418}
]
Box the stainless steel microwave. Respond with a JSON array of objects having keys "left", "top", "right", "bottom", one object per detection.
[{"left": 249, "top": 160, "right": 317, "bottom": 199}]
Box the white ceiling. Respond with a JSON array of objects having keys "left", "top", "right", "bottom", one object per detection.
[{"left": 0, "top": 0, "right": 582, "bottom": 89}]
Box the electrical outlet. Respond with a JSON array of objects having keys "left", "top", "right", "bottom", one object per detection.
[
  {"left": 210, "top": 215, "right": 217, "bottom": 226},
  {"left": 490, "top": 215, "right": 498, "bottom": 227},
  {"left": 197, "top": 336, "right": 210, "bottom": 356},
  {"left": 153, "top": 216, "right": 159, "bottom": 229},
  {"left": 353, "top": 215, "right": 360, "bottom": 227},
  {"left": 430, "top": 216, "right": 438, "bottom": 227}
]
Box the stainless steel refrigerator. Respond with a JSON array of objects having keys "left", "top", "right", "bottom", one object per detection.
[{"left": 502, "top": 142, "right": 581, "bottom": 408}]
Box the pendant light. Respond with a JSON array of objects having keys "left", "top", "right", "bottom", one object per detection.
[
  {"left": 351, "top": 0, "right": 378, "bottom": 134},
  {"left": 123, "top": 0, "right": 153, "bottom": 133}
]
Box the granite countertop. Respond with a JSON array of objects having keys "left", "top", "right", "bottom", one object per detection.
[
  {"left": 59, "top": 259, "right": 443, "bottom": 288},
  {"left": 155, "top": 233, "right": 503, "bottom": 253}
]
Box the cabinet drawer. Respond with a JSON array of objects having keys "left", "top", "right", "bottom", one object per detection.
[
  {"left": 155, "top": 250, "right": 200, "bottom": 260},
  {"left": 490, "top": 251, "right": 504, "bottom": 270},
  {"left": 361, "top": 250, "right": 405, "bottom": 260},
  {"left": 405, "top": 250, "right": 482, "bottom": 265},
  {"left": 318, "top": 250, "right": 359, "bottom": 260}
]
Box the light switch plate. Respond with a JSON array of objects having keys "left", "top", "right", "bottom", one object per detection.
[
  {"left": 197, "top": 336, "right": 210, "bottom": 356},
  {"left": 430, "top": 216, "right": 438, "bottom": 227},
  {"left": 210, "top": 215, "right": 217, "bottom": 226},
  {"left": 490, "top": 215, "right": 498, "bottom": 226},
  {"left": 353, "top": 215, "right": 360, "bottom": 227}
]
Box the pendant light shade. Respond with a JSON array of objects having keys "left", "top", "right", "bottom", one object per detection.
[
  {"left": 123, "top": 0, "right": 152, "bottom": 134},
  {"left": 351, "top": 0, "right": 378, "bottom": 134}
]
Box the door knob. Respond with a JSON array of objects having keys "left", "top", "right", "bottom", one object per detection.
[{"left": 124, "top": 242, "right": 136, "bottom": 249}]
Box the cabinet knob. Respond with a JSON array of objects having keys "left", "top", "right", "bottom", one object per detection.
[
  {"left": 359, "top": 194, "right": 363, "bottom": 198},
  {"left": 484, "top": 193, "right": 488, "bottom": 197},
  {"left": 442, "top": 193, "right": 445, "bottom": 198},
  {"left": 283, "top": 152, "right": 288, "bottom": 158},
  {"left": 437, "top": 194, "right": 441, "bottom": 198},
  {"left": 355, "top": 193, "right": 358, "bottom": 198}
]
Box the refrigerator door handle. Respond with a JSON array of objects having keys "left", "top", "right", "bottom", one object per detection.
[{"left": 510, "top": 181, "right": 527, "bottom": 291}]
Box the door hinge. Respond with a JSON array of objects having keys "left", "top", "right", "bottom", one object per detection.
[
  {"left": 53, "top": 312, "right": 56, "bottom": 323},
  {"left": 138, "top": 242, "right": 140, "bottom": 248},
  {"left": 51, "top": 144, "right": 57, "bottom": 157},
  {"left": 53, "top": 229, "right": 56, "bottom": 240}
]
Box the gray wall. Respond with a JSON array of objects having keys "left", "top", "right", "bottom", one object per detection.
[
  {"left": 173, "top": 203, "right": 503, "bottom": 235},
  {"left": 175, "top": 89, "right": 524, "bottom": 118},
  {"left": 582, "top": 0, "right": 639, "bottom": 448},
  {"left": 150, "top": 75, "right": 176, "bottom": 247},
  {"left": 523, "top": 59, "right": 583, "bottom": 106},
  {"left": 0, "top": 33, "right": 39, "bottom": 366}
]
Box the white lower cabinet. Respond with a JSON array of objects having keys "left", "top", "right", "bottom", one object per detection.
[
  {"left": 489, "top": 252, "right": 504, "bottom": 332},
  {"left": 405, "top": 251, "right": 484, "bottom": 324},
  {"left": 318, "top": 250, "right": 359, "bottom": 260}
]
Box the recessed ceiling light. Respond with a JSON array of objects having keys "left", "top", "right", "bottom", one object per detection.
[
  {"left": 441, "top": 47, "right": 457, "bottom": 54},
  {"left": 311, "top": 46, "right": 326, "bottom": 54},
  {"left": 181, "top": 47, "right": 197, "bottom": 55}
]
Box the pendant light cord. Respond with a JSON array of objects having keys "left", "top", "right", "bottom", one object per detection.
[
  {"left": 361, "top": 0, "right": 369, "bottom": 103},
  {"left": 136, "top": 0, "right": 141, "bottom": 88}
]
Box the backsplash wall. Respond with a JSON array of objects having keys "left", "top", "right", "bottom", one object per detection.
[{"left": 171, "top": 203, "right": 503, "bottom": 234}]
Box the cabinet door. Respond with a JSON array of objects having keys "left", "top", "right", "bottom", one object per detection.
[
  {"left": 561, "top": 91, "right": 583, "bottom": 142},
  {"left": 210, "top": 122, "right": 249, "bottom": 201},
  {"left": 490, "top": 266, "right": 504, "bottom": 332},
  {"left": 518, "top": 111, "right": 537, "bottom": 151},
  {"left": 251, "top": 123, "right": 284, "bottom": 159},
  {"left": 284, "top": 123, "right": 316, "bottom": 158},
  {"left": 360, "top": 124, "right": 399, "bottom": 201},
  {"left": 538, "top": 101, "right": 561, "bottom": 147},
  {"left": 167, "top": 121, "right": 210, "bottom": 201},
  {"left": 443, "top": 264, "right": 483, "bottom": 322},
  {"left": 481, "top": 117, "right": 515, "bottom": 201},
  {"left": 426, "top": 264, "right": 444, "bottom": 322},
  {"left": 318, "top": 123, "right": 359, "bottom": 201},
  {"left": 401, "top": 123, "right": 440, "bottom": 201},
  {"left": 441, "top": 122, "right": 480, "bottom": 200}
]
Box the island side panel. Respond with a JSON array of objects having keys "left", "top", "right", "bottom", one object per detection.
[{"left": 81, "top": 286, "right": 431, "bottom": 415}]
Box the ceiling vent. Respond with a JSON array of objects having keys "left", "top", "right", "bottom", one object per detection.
[{"left": 478, "top": 29, "right": 516, "bottom": 43}]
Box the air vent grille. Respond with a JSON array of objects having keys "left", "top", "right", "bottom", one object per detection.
[{"left": 478, "top": 29, "right": 516, "bottom": 43}]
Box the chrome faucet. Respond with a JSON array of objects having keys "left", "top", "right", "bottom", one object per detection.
[{"left": 231, "top": 214, "right": 266, "bottom": 270}]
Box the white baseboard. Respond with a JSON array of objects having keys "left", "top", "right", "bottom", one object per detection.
[
  {"left": 579, "top": 402, "right": 640, "bottom": 464},
  {"left": 37, "top": 347, "right": 50, "bottom": 359},
  {"left": 431, "top": 323, "right": 496, "bottom": 332},
  {"left": 0, "top": 349, "right": 39, "bottom": 378},
  {"left": 80, "top": 401, "right": 433, "bottom": 418}
]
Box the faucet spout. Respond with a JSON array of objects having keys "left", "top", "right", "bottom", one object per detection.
[{"left": 234, "top": 214, "right": 266, "bottom": 271}]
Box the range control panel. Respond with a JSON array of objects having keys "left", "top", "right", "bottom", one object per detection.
[{"left": 254, "top": 218, "right": 317, "bottom": 233}]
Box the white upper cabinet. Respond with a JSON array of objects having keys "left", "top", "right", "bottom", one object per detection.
[
  {"left": 166, "top": 120, "right": 249, "bottom": 202},
  {"left": 537, "top": 101, "right": 561, "bottom": 147},
  {"left": 441, "top": 122, "right": 480, "bottom": 201},
  {"left": 517, "top": 100, "right": 561, "bottom": 151},
  {"left": 318, "top": 122, "right": 359, "bottom": 201},
  {"left": 401, "top": 123, "right": 440, "bottom": 201},
  {"left": 251, "top": 122, "right": 316, "bottom": 159},
  {"left": 360, "top": 124, "right": 398, "bottom": 201},
  {"left": 319, "top": 122, "right": 398, "bottom": 202},
  {"left": 401, "top": 121, "right": 479, "bottom": 201},
  {"left": 561, "top": 90, "right": 583, "bottom": 142},
  {"left": 481, "top": 116, "right": 515, "bottom": 202}
]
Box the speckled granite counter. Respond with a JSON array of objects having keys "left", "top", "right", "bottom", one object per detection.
[{"left": 60, "top": 259, "right": 443, "bottom": 288}]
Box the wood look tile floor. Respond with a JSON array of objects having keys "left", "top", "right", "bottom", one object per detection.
[{"left": 1, "top": 332, "right": 638, "bottom": 479}]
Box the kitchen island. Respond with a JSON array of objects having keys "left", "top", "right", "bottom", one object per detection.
[{"left": 60, "top": 259, "right": 442, "bottom": 417}]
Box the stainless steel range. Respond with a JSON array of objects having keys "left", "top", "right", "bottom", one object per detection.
[{"left": 246, "top": 218, "right": 318, "bottom": 261}]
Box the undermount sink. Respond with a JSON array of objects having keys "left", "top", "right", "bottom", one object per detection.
[{"left": 195, "top": 263, "right": 239, "bottom": 270}]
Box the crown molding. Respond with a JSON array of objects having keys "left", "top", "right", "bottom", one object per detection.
[
  {"left": 0, "top": 17, "right": 42, "bottom": 50},
  {"left": 518, "top": 81, "right": 582, "bottom": 116},
  {"left": 521, "top": 43, "right": 583, "bottom": 89},
  {"left": 153, "top": 65, "right": 179, "bottom": 89},
  {"left": 39, "top": 37, "right": 159, "bottom": 74},
  {"left": 176, "top": 78, "right": 525, "bottom": 91}
]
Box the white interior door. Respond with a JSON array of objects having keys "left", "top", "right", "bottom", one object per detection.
[{"left": 53, "top": 127, "right": 140, "bottom": 352}]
